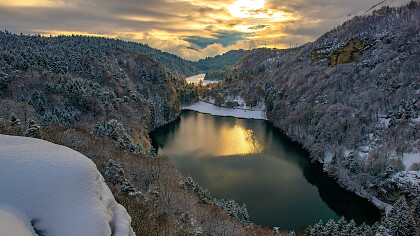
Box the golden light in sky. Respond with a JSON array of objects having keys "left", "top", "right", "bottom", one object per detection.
[
  {"left": 228, "top": 0, "right": 266, "bottom": 18},
  {"left": 226, "top": 0, "right": 295, "bottom": 34},
  {"left": 0, "top": 0, "right": 65, "bottom": 7},
  {"left": 0, "top": 0, "right": 379, "bottom": 60}
]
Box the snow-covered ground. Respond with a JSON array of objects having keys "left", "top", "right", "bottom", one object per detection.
[
  {"left": 0, "top": 134, "right": 134, "bottom": 236},
  {"left": 0, "top": 207, "right": 35, "bottom": 236},
  {"left": 403, "top": 152, "right": 420, "bottom": 170},
  {"left": 362, "top": 0, "right": 414, "bottom": 15},
  {"left": 351, "top": 0, "right": 413, "bottom": 18},
  {"left": 185, "top": 74, "right": 219, "bottom": 85},
  {"left": 343, "top": 0, "right": 413, "bottom": 22},
  {"left": 183, "top": 101, "right": 266, "bottom": 120}
]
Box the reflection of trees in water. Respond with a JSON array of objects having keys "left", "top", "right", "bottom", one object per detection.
[
  {"left": 151, "top": 115, "right": 181, "bottom": 149},
  {"left": 302, "top": 161, "right": 381, "bottom": 225},
  {"left": 267, "top": 122, "right": 381, "bottom": 225},
  {"left": 153, "top": 111, "right": 381, "bottom": 225}
]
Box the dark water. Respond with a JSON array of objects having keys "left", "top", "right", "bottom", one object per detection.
[{"left": 151, "top": 110, "right": 380, "bottom": 230}]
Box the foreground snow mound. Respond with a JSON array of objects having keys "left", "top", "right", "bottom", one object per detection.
[
  {"left": 0, "top": 206, "right": 35, "bottom": 236},
  {"left": 0, "top": 135, "right": 135, "bottom": 236}
]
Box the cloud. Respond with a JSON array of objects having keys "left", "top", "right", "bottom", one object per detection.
[
  {"left": 183, "top": 30, "right": 251, "bottom": 48},
  {"left": 0, "top": 0, "right": 382, "bottom": 60},
  {"left": 248, "top": 24, "right": 268, "bottom": 30}
]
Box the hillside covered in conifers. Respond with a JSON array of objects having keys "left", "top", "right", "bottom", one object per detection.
[
  {"left": 0, "top": 31, "right": 275, "bottom": 235},
  {"left": 206, "top": 3, "right": 420, "bottom": 233},
  {"left": 0, "top": 1, "right": 419, "bottom": 235}
]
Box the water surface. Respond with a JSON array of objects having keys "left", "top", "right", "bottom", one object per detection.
[
  {"left": 151, "top": 111, "right": 380, "bottom": 230},
  {"left": 185, "top": 74, "right": 218, "bottom": 85}
]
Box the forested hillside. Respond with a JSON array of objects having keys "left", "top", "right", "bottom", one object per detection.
[
  {"left": 125, "top": 43, "right": 249, "bottom": 78},
  {"left": 195, "top": 49, "right": 249, "bottom": 71},
  {"left": 0, "top": 31, "right": 182, "bottom": 150},
  {"left": 123, "top": 42, "right": 198, "bottom": 78},
  {"left": 0, "top": 2, "right": 419, "bottom": 235},
  {"left": 0, "top": 31, "right": 272, "bottom": 235},
  {"left": 208, "top": 2, "right": 420, "bottom": 232}
]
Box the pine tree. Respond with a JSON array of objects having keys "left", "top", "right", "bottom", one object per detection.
[
  {"left": 9, "top": 113, "right": 21, "bottom": 126},
  {"left": 323, "top": 219, "right": 337, "bottom": 236},
  {"left": 309, "top": 220, "right": 324, "bottom": 236},
  {"left": 358, "top": 223, "right": 373, "bottom": 236},
  {"left": 347, "top": 219, "right": 357, "bottom": 236},
  {"left": 335, "top": 216, "right": 347, "bottom": 233},
  {"left": 383, "top": 196, "right": 418, "bottom": 236},
  {"left": 375, "top": 225, "right": 390, "bottom": 236},
  {"left": 24, "top": 118, "right": 42, "bottom": 138}
]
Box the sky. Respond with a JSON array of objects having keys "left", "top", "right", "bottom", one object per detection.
[{"left": 0, "top": 0, "right": 381, "bottom": 61}]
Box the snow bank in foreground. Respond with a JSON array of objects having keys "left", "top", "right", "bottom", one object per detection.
[
  {"left": 0, "top": 134, "right": 135, "bottom": 236},
  {"left": 0, "top": 206, "right": 35, "bottom": 236},
  {"left": 183, "top": 101, "right": 266, "bottom": 120}
]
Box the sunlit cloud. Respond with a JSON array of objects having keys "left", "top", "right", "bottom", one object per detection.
[{"left": 0, "top": 0, "right": 380, "bottom": 60}]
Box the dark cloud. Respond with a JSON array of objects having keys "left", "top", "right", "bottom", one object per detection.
[
  {"left": 183, "top": 30, "right": 251, "bottom": 48},
  {"left": 267, "top": 0, "right": 379, "bottom": 19},
  {"left": 248, "top": 24, "right": 268, "bottom": 30},
  {"left": 0, "top": 0, "right": 384, "bottom": 59}
]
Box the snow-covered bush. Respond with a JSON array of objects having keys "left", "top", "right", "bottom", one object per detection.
[
  {"left": 9, "top": 112, "right": 20, "bottom": 126},
  {"left": 24, "top": 118, "right": 42, "bottom": 138}
]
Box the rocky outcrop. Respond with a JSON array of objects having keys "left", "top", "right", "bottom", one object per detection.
[
  {"left": 311, "top": 38, "right": 370, "bottom": 66},
  {"left": 329, "top": 38, "right": 368, "bottom": 66}
]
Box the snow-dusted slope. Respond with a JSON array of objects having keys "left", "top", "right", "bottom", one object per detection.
[
  {"left": 0, "top": 135, "right": 135, "bottom": 236},
  {"left": 360, "top": 0, "right": 415, "bottom": 16}
]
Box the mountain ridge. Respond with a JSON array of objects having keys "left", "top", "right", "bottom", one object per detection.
[{"left": 205, "top": 2, "right": 420, "bottom": 222}]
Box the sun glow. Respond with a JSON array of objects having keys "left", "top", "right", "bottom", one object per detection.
[
  {"left": 0, "top": 0, "right": 64, "bottom": 7},
  {"left": 228, "top": 0, "right": 266, "bottom": 18},
  {"left": 227, "top": 0, "right": 295, "bottom": 34}
]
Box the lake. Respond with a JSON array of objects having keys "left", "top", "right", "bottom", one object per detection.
[
  {"left": 151, "top": 110, "right": 380, "bottom": 230},
  {"left": 185, "top": 74, "right": 219, "bottom": 85}
]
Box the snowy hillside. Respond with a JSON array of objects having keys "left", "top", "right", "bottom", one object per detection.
[
  {"left": 0, "top": 135, "right": 135, "bottom": 236},
  {"left": 359, "top": 0, "right": 415, "bottom": 16},
  {"left": 209, "top": 2, "right": 420, "bottom": 217}
]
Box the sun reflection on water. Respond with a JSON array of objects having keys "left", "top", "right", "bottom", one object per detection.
[{"left": 217, "top": 124, "right": 263, "bottom": 156}]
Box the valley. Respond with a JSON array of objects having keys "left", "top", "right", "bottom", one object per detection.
[{"left": 0, "top": 1, "right": 418, "bottom": 235}]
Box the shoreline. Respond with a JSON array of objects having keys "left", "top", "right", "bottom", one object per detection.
[
  {"left": 182, "top": 101, "right": 267, "bottom": 120},
  {"left": 180, "top": 101, "right": 400, "bottom": 214}
]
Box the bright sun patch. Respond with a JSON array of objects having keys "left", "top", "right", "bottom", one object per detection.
[
  {"left": 228, "top": 0, "right": 266, "bottom": 18},
  {"left": 227, "top": 0, "right": 295, "bottom": 34}
]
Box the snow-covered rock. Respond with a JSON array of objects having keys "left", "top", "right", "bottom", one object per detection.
[{"left": 0, "top": 134, "right": 135, "bottom": 236}]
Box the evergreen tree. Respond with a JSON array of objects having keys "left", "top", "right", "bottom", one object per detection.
[
  {"left": 309, "top": 220, "right": 324, "bottom": 236},
  {"left": 383, "top": 196, "right": 418, "bottom": 236},
  {"left": 375, "top": 225, "right": 391, "bottom": 236},
  {"left": 24, "top": 118, "right": 42, "bottom": 138},
  {"left": 335, "top": 216, "right": 347, "bottom": 233},
  {"left": 9, "top": 113, "right": 21, "bottom": 126},
  {"left": 358, "top": 223, "right": 373, "bottom": 236},
  {"left": 323, "top": 219, "right": 337, "bottom": 236}
]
